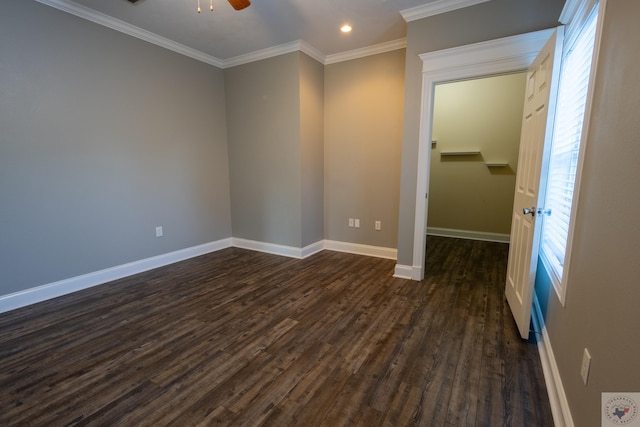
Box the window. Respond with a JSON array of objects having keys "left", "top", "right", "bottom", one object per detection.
[{"left": 540, "top": 2, "right": 600, "bottom": 304}]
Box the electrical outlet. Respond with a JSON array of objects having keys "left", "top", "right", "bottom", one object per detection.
[
  {"left": 155, "top": 226, "right": 163, "bottom": 237},
  {"left": 580, "top": 348, "right": 591, "bottom": 385},
  {"left": 354, "top": 218, "right": 360, "bottom": 228},
  {"left": 375, "top": 221, "right": 381, "bottom": 231},
  {"left": 348, "top": 218, "right": 354, "bottom": 227}
]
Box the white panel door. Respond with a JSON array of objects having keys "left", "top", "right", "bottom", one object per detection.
[{"left": 506, "top": 28, "right": 563, "bottom": 339}]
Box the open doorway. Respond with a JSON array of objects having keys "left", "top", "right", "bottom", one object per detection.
[
  {"left": 400, "top": 28, "right": 556, "bottom": 281},
  {"left": 427, "top": 73, "right": 526, "bottom": 244}
]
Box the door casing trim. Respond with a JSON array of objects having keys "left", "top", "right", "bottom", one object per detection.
[{"left": 403, "top": 28, "right": 557, "bottom": 281}]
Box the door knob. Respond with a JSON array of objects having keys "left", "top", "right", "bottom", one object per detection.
[{"left": 523, "top": 207, "right": 536, "bottom": 216}]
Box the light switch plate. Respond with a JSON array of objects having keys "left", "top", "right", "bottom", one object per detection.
[{"left": 580, "top": 348, "right": 591, "bottom": 385}]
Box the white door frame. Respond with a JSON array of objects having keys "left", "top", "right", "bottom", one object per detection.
[{"left": 407, "top": 28, "right": 557, "bottom": 281}]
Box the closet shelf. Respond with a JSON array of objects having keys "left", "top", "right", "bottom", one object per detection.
[
  {"left": 484, "top": 162, "right": 508, "bottom": 167},
  {"left": 440, "top": 150, "right": 480, "bottom": 156}
]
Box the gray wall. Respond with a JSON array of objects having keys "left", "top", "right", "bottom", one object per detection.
[
  {"left": 429, "top": 73, "right": 525, "bottom": 235},
  {"left": 536, "top": 1, "right": 640, "bottom": 425},
  {"left": 225, "top": 52, "right": 325, "bottom": 249},
  {"left": 324, "top": 50, "right": 405, "bottom": 248},
  {"left": 396, "top": 0, "right": 565, "bottom": 265},
  {"left": 0, "top": 0, "right": 232, "bottom": 295},
  {"left": 224, "top": 53, "right": 302, "bottom": 247},
  {"left": 300, "top": 54, "right": 325, "bottom": 248}
]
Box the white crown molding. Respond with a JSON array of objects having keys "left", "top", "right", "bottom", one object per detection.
[
  {"left": 223, "top": 38, "right": 407, "bottom": 68},
  {"left": 35, "top": 0, "right": 326, "bottom": 69},
  {"left": 222, "top": 40, "right": 327, "bottom": 68},
  {"left": 32, "top": 0, "right": 386, "bottom": 69},
  {"left": 400, "top": 0, "right": 492, "bottom": 22},
  {"left": 298, "top": 40, "right": 327, "bottom": 65},
  {"left": 35, "top": 0, "right": 225, "bottom": 68},
  {"left": 35, "top": 0, "right": 479, "bottom": 69},
  {"left": 222, "top": 40, "right": 304, "bottom": 68},
  {"left": 325, "top": 39, "right": 407, "bottom": 65}
]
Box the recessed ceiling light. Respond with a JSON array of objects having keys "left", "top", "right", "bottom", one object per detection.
[{"left": 340, "top": 24, "right": 352, "bottom": 33}]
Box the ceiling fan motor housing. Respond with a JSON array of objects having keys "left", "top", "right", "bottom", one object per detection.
[{"left": 127, "top": 0, "right": 251, "bottom": 9}]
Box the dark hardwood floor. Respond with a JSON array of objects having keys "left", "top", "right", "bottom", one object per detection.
[{"left": 0, "top": 236, "right": 553, "bottom": 426}]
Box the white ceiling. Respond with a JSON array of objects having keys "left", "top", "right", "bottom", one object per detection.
[{"left": 36, "top": 0, "right": 490, "bottom": 66}]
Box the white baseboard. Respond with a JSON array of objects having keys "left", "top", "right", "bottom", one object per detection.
[
  {"left": 323, "top": 240, "right": 397, "bottom": 260},
  {"left": 301, "top": 240, "right": 325, "bottom": 258},
  {"left": 532, "top": 294, "right": 574, "bottom": 427},
  {"left": 427, "top": 227, "right": 510, "bottom": 243},
  {"left": 393, "top": 264, "right": 413, "bottom": 279},
  {"left": 0, "top": 238, "right": 233, "bottom": 314},
  {"left": 231, "top": 237, "right": 324, "bottom": 259},
  {"left": 0, "top": 238, "right": 397, "bottom": 314},
  {"left": 232, "top": 238, "right": 398, "bottom": 260}
]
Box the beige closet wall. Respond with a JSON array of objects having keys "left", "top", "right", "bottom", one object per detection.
[{"left": 428, "top": 73, "right": 526, "bottom": 236}]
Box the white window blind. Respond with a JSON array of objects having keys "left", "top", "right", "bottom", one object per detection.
[{"left": 541, "top": 5, "right": 599, "bottom": 286}]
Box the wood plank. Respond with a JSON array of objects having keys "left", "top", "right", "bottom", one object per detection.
[{"left": 0, "top": 238, "right": 553, "bottom": 426}]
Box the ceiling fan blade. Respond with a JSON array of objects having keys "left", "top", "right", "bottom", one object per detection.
[{"left": 227, "top": 0, "right": 251, "bottom": 10}]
